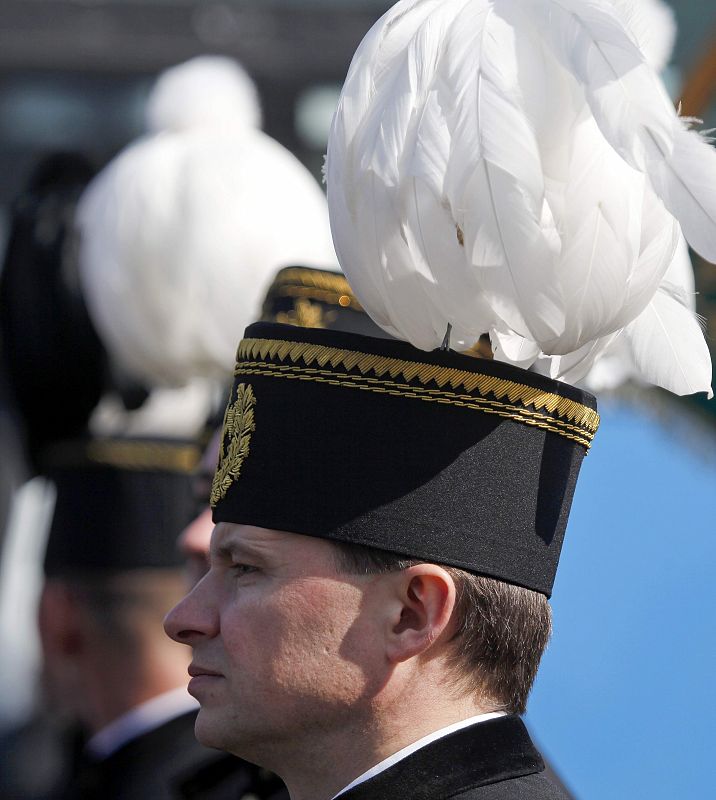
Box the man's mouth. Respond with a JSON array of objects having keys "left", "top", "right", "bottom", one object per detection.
[{"left": 188, "top": 663, "right": 223, "bottom": 678}]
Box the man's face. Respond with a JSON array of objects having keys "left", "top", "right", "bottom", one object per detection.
[{"left": 164, "top": 524, "right": 390, "bottom": 759}]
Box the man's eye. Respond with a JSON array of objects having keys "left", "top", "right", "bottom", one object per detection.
[{"left": 231, "top": 563, "right": 258, "bottom": 576}]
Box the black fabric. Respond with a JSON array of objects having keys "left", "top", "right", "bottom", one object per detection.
[
  {"left": 340, "top": 716, "right": 570, "bottom": 800},
  {"left": 58, "top": 710, "right": 288, "bottom": 800},
  {"left": 212, "top": 323, "right": 597, "bottom": 596},
  {"left": 42, "top": 438, "right": 200, "bottom": 575}
]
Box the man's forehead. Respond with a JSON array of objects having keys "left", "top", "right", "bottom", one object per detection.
[
  {"left": 210, "top": 523, "right": 304, "bottom": 554},
  {"left": 208, "top": 525, "right": 345, "bottom": 579}
]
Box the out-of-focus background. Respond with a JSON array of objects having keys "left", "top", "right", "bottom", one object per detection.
[{"left": 0, "top": 2, "right": 714, "bottom": 798}]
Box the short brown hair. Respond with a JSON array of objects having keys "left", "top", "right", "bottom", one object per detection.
[{"left": 332, "top": 542, "right": 551, "bottom": 715}]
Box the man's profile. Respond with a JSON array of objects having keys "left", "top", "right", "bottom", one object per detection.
[{"left": 166, "top": 0, "right": 716, "bottom": 795}]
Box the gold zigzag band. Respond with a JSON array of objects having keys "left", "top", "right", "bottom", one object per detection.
[
  {"left": 234, "top": 364, "right": 593, "bottom": 448},
  {"left": 236, "top": 338, "right": 600, "bottom": 443}
]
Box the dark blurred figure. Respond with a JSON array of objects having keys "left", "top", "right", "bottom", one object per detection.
[
  {"left": 32, "top": 435, "right": 286, "bottom": 800},
  {"left": 0, "top": 151, "right": 109, "bottom": 785},
  {"left": 0, "top": 152, "right": 107, "bottom": 473},
  {"left": 0, "top": 366, "right": 28, "bottom": 550},
  {"left": 0, "top": 152, "right": 287, "bottom": 792},
  {"left": 0, "top": 151, "right": 107, "bottom": 560}
]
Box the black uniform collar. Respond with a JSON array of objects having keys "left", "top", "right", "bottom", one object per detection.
[{"left": 339, "top": 716, "right": 544, "bottom": 800}]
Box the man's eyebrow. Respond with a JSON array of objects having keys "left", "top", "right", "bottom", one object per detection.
[{"left": 211, "top": 538, "right": 264, "bottom": 562}]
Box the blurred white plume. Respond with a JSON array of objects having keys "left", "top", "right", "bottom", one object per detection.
[
  {"left": 88, "top": 381, "right": 221, "bottom": 439},
  {"left": 145, "top": 55, "right": 262, "bottom": 133},
  {"left": 326, "top": 0, "right": 712, "bottom": 397},
  {"left": 79, "top": 56, "right": 337, "bottom": 388}
]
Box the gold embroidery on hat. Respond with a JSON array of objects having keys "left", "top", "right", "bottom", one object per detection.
[
  {"left": 236, "top": 338, "right": 600, "bottom": 437},
  {"left": 275, "top": 298, "right": 337, "bottom": 329},
  {"left": 261, "top": 268, "right": 364, "bottom": 314},
  {"left": 210, "top": 383, "right": 256, "bottom": 506}
]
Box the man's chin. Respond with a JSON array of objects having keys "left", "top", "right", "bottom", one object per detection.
[
  {"left": 195, "top": 708, "right": 273, "bottom": 764},
  {"left": 194, "top": 707, "right": 234, "bottom": 751}
]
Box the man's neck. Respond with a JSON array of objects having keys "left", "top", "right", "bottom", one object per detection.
[
  {"left": 331, "top": 711, "right": 507, "bottom": 799},
  {"left": 271, "top": 698, "right": 496, "bottom": 800}
]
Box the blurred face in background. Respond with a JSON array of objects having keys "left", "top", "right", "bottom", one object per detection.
[{"left": 179, "top": 429, "right": 222, "bottom": 587}]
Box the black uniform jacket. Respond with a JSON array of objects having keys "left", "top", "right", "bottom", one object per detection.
[
  {"left": 62, "top": 710, "right": 288, "bottom": 800},
  {"left": 340, "top": 716, "right": 571, "bottom": 800}
]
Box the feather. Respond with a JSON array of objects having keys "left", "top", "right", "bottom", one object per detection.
[
  {"left": 327, "top": 0, "right": 452, "bottom": 346},
  {"left": 490, "top": 325, "right": 542, "bottom": 368},
  {"left": 326, "top": 0, "right": 713, "bottom": 397},
  {"left": 552, "top": 331, "right": 621, "bottom": 384},
  {"left": 544, "top": 113, "right": 645, "bottom": 354},
  {"left": 439, "top": 1, "right": 565, "bottom": 342},
  {"left": 581, "top": 231, "right": 695, "bottom": 392},
  {"left": 625, "top": 282, "right": 713, "bottom": 397},
  {"left": 648, "top": 124, "right": 716, "bottom": 261},
  {"left": 534, "top": 0, "right": 716, "bottom": 264},
  {"left": 610, "top": 0, "right": 676, "bottom": 72}
]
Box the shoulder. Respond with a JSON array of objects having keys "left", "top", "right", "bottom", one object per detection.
[{"left": 454, "top": 772, "right": 572, "bottom": 799}]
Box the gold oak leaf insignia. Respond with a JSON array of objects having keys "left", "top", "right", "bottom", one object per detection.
[{"left": 210, "top": 383, "right": 256, "bottom": 507}]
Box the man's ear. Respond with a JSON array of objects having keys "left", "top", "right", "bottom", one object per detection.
[{"left": 384, "top": 564, "right": 456, "bottom": 665}]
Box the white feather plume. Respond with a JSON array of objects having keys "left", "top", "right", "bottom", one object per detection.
[
  {"left": 610, "top": 0, "right": 676, "bottom": 73},
  {"left": 326, "top": 0, "right": 713, "bottom": 396},
  {"left": 79, "top": 58, "right": 336, "bottom": 388}
]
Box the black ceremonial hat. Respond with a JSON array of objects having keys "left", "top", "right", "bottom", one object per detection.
[
  {"left": 210, "top": 323, "right": 599, "bottom": 597},
  {"left": 43, "top": 437, "right": 201, "bottom": 577}
]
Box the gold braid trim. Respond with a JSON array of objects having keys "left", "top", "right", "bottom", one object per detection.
[
  {"left": 235, "top": 365, "right": 593, "bottom": 448},
  {"left": 236, "top": 338, "right": 600, "bottom": 435},
  {"left": 86, "top": 440, "right": 201, "bottom": 473}
]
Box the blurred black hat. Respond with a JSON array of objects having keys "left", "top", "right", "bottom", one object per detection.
[
  {"left": 42, "top": 437, "right": 201, "bottom": 577},
  {"left": 260, "top": 266, "right": 391, "bottom": 338}
]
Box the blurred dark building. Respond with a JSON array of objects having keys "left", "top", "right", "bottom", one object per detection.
[{"left": 0, "top": 0, "right": 394, "bottom": 205}]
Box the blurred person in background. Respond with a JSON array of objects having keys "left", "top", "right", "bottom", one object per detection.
[
  {"left": 75, "top": 55, "right": 337, "bottom": 394},
  {"left": 33, "top": 52, "right": 340, "bottom": 800},
  {"left": 0, "top": 50, "right": 336, "bottom": 798},
  {"left": 73, "top": 53, "right": 342, "bottom": 601},
  {"left": 0, "top": 150, "right": 109, "bottom": 745},
  {"left": 36, "top": 434, "right": 285, "bottom": 800}
]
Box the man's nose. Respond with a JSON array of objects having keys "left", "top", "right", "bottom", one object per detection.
[{"left": 163, "top": 575, "right": 218, "bottom": 644}]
